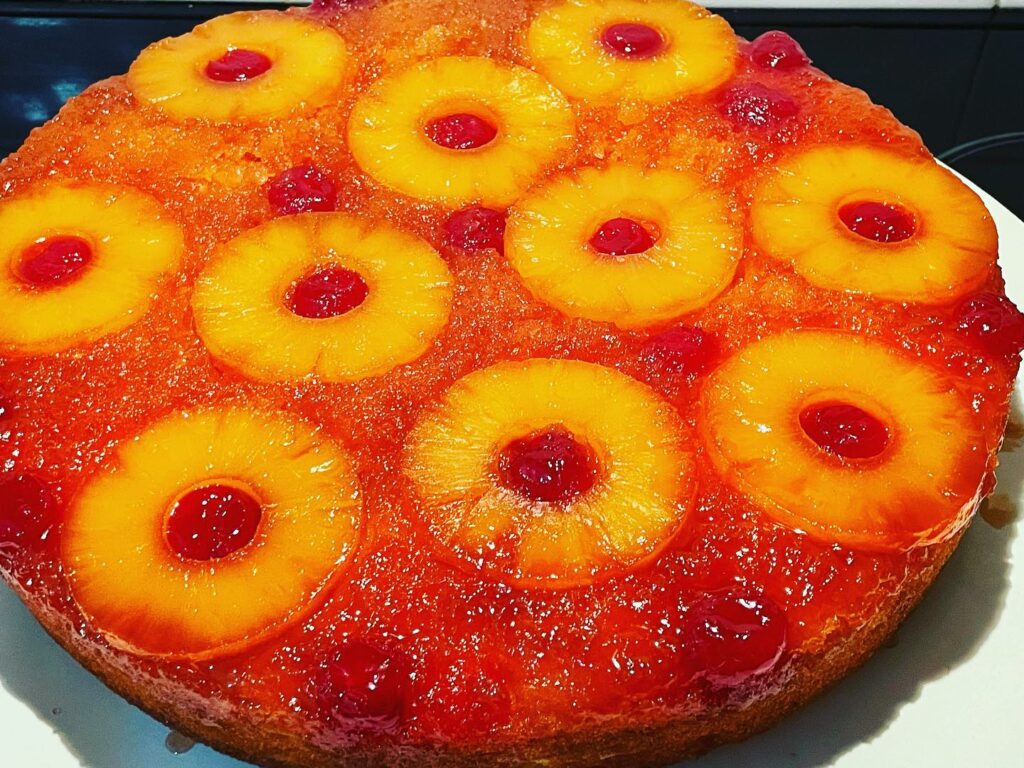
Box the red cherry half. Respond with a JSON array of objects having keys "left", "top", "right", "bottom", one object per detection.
[
  {"left": 642, "top": 326, "right": 718, "bottom": 376},
  {"left": 444, "top": 206, "right": 506, "bottom": 252},
  {"left": 601, "top": 23, "right": 665, "bottom": 60},
  {"left": 288, "top": 267, "right": 369, "bottom": 319},
  {"left": 165, "top": 484, "right": 262, "bottom": 561},
  {"left": 18, "top": 236, "right": 93, "bottom": 287},
  {"left": 205, "top": 49, "right": 273, "bottom": 83},
  {"left": 589, "top": 217, "right": 656, "bottom": 257},
  {"left": 719, "top": 83, "right": 800, "bottom": 130},
  {"left": 799, "top": 402, "right": 890, "bottom": 460},
  {"left": 838, "top": 201, "right": 917, "bottom": 244},
  {"left": 426, "top": 113, "right": 497, "bottom": 151},
  {"left": 955, "top": 292, "right": 1024, "bottom": 358},
  {"left": 316, "top": 640, "right": 411, "bottom": 731},
  {"left": 497, "top": 426, "right": 598, "bottom": 504},
  {"left": 0, "top": 475, "right": 58, "bottom": 555},
  {"left": 682, "top": 590, "right": 788, "bottom": 686},
  {"left": 747, "top": 31, "right": 811, "bottom": 71},
  {"left": 267, "top": 165, "right": 338, "bottom": 216}
]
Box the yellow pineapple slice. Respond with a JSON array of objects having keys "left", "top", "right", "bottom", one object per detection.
[
  {"left": 64, "top": 407, "right": 361, "bottom": 658},
  {"left": 128, "top": 11, "right": 348, "bottom": 122},
  {"left": 192, "top": 213, "right": 452, "bottom": 383},
  {"left": 700, "top": 330, "right": 988, "bottom": 551},
  {"left": 526, "top": 0, "right": 738, "bottom": 104},
  {"left": 347, "top": 56, "right": 575, "bottom": 206},
  {"left": 505, "top": 164, "right": 741, "bottom": 328},
  {"left": 0, "top": 182, "right": 183, "bottom": 355},
  {"left": 750, "top": 145, "right": 996, "bottom": 304},
  {"left": 405, "top": 358, "right": 693, "bottom": 588}
]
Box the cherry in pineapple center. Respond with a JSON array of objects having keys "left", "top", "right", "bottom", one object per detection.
[
  {"left": 205, "top": 49, "right": 273, "bottom": 83},
  {"left": 287, "top": 266, "right": 369, "bottom": 319},
  {"left": 18, "top": 236, "right": 93, "bottom": 287},
  {"left": 601, "top": 23, "right": 665, "bottom": 59},
  {"left": 590, "top": 217, "right": 658, "bottom": 256},
  {"left": 165, "top": 483, "right": 263, "bottom": 561},
  {"left": 496, "top": 426, "right": 599, "bottom": 504},
  {"left": 799, "top": 402, "right": 890, "bottom": 460},
  {"left": 426, "top": 113, "right": 498, "bottom": 150},
  {"left": 839, "top": 201, "right": 917, "bottom": 244}
]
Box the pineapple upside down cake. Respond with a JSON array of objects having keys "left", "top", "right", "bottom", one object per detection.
[{"left": 0, "top": 0, "right": 1021, "bottom": 766}]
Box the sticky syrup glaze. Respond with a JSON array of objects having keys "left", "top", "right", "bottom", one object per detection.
[{"left": 0, "top": 0, "right": 1016, "bottom": 756}]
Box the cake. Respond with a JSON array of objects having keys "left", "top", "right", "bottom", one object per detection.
[{"left": 0, "top": 1, "right": 1020, "bottom": 766}]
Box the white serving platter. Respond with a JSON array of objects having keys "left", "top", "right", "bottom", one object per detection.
[{"left": 2, "top": 177, "right": 1022, "bottom": 768}]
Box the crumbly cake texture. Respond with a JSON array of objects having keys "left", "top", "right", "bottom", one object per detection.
[{"left": 0, "top": 1, "right": 1020, "bottom": 766}]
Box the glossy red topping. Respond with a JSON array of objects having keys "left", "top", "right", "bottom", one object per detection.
[
  {"left": 18, "top": 236, "right": 93, "bottom": 287},
  {"left": 799, "top": 402, "right": 890, "bottom": 460},
  {"left": 444, "top": 206, "right": 506, "bottom": 252},
  {"left": 425, "top": 113, "right": 498, "bottom": 151},
  {"left": 600, "top": 23, "right": 665, "bottom": 60},
  {"left": 497, "top": 426, "right": 598, "bottom": 504},
  {"left": 0, "top": 398, "right": 10, "bottom": 421},
  {"left": 0, "top": 475, "right": 57, "bottom": 554},
  {"left": 642, "top": 326, "right": 717, "bottom": 376},
  {"left": 267, "top": 165, "right": 338, "bottom": 216},
  {"left": 165, "top": 484, "right": 262, "bottom": 561},
  {"left": 719, "top": 83, "right": 800, "bottom": 129},
  {"left": 747, "top": 31, "right": 811, "bottom": 71},
  {"left": 683, "top": 591, "right": 787, "bottom": 686},
  {"left": 288, "top": 267, "right": 369, "bottom": 319},
  {"left": 589, "top": 217, "right": 657, "bottom": 256},
  {"left": 205, "top": 49, "right": 273, "bottom": 83},
  {"left": 316, "top": 640, "right": 410, "bottom": 730},
  {"left": 956, "top": 293, "right": 1024, "bottom": 358},
  {"left": 838, "top": 201, "right": 917, "bottom": 244}
]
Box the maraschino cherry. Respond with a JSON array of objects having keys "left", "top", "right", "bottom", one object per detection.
[
  {"left": 316, "top": 640, "right": 411, "bottom": 731},
  {"left": 601, "top": 23, "right": 665, "bottom": 60},
  {"left": 426, "top": 114, "right": 497, "bottom": 150},
  {"left": 800, "top": 402, "right": 890, "bottom": 460},
  {"left": 0, "top": 475, "right": 58, "bottom": 555},
  {"left": 18, "top": 236, "right": 93, "bottom": 287},
  {"left": 444, "top": 206, "right": 506, "bottom": 252},
  {"left": 642, "top": 326, "right": 718, "bottom": 376},
  {"left": 205, "top": 49, "right": 273, "bottom": 83},
  {"left": 955, "top": 292, "right": 1024, "bottom": 358},
  {"left": 682, "top": 590, "right": 788, "bottom": 686},
  {"left": 590, "top": 218, "right": 656, "bottom": 256},
  {"left": 165, "top": 484, "right": 262, "bottom": 561},
  {"left": 497, "top": 426, "right": 598, "bottom": 504},
  {"left": 268, "top": 165, "right": 338, "bottom": 216},
  {"left": 839, "top": 201, "right": 917, "bottom": 244},
  {"left": 747, "top": 31, "right": 811, "bottom": 71},
  {"left": 288, "top": 267, "right": 369, "bottom": 319}
]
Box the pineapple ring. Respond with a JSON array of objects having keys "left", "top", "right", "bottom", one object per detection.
[
  {"left": 750, "top": 145, "right": 997, "bottom": 304},
  {"left": 505, "top": 165, "right": 742, "bottom": 328},
  {"left": 700, "top": 330, "right": 988, "bottom": 552},
  {"left": 526, "top": 0, "right": 738, "bottom": 104},
  {"left": 405, "top": 358, "right": 694, "bottom": 588},
  {"left": 128, "top": 11, "right": 348, "bottom": 122},
  {"left": 192, "top": 213, "right": 452, "bottom": 383},
  {"left": 347, "top": 56, "right": 575, "bottom": 206},
  {"left": 0, "top": 182, "right": 183, "bottom": 355},
  {"left": 64, "top": 407, "right": 362, "bottom": 659}
]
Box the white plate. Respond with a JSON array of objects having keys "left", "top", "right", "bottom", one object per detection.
[{"left": 2, "top": 179, "right": 1021, "bottom": 768}]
